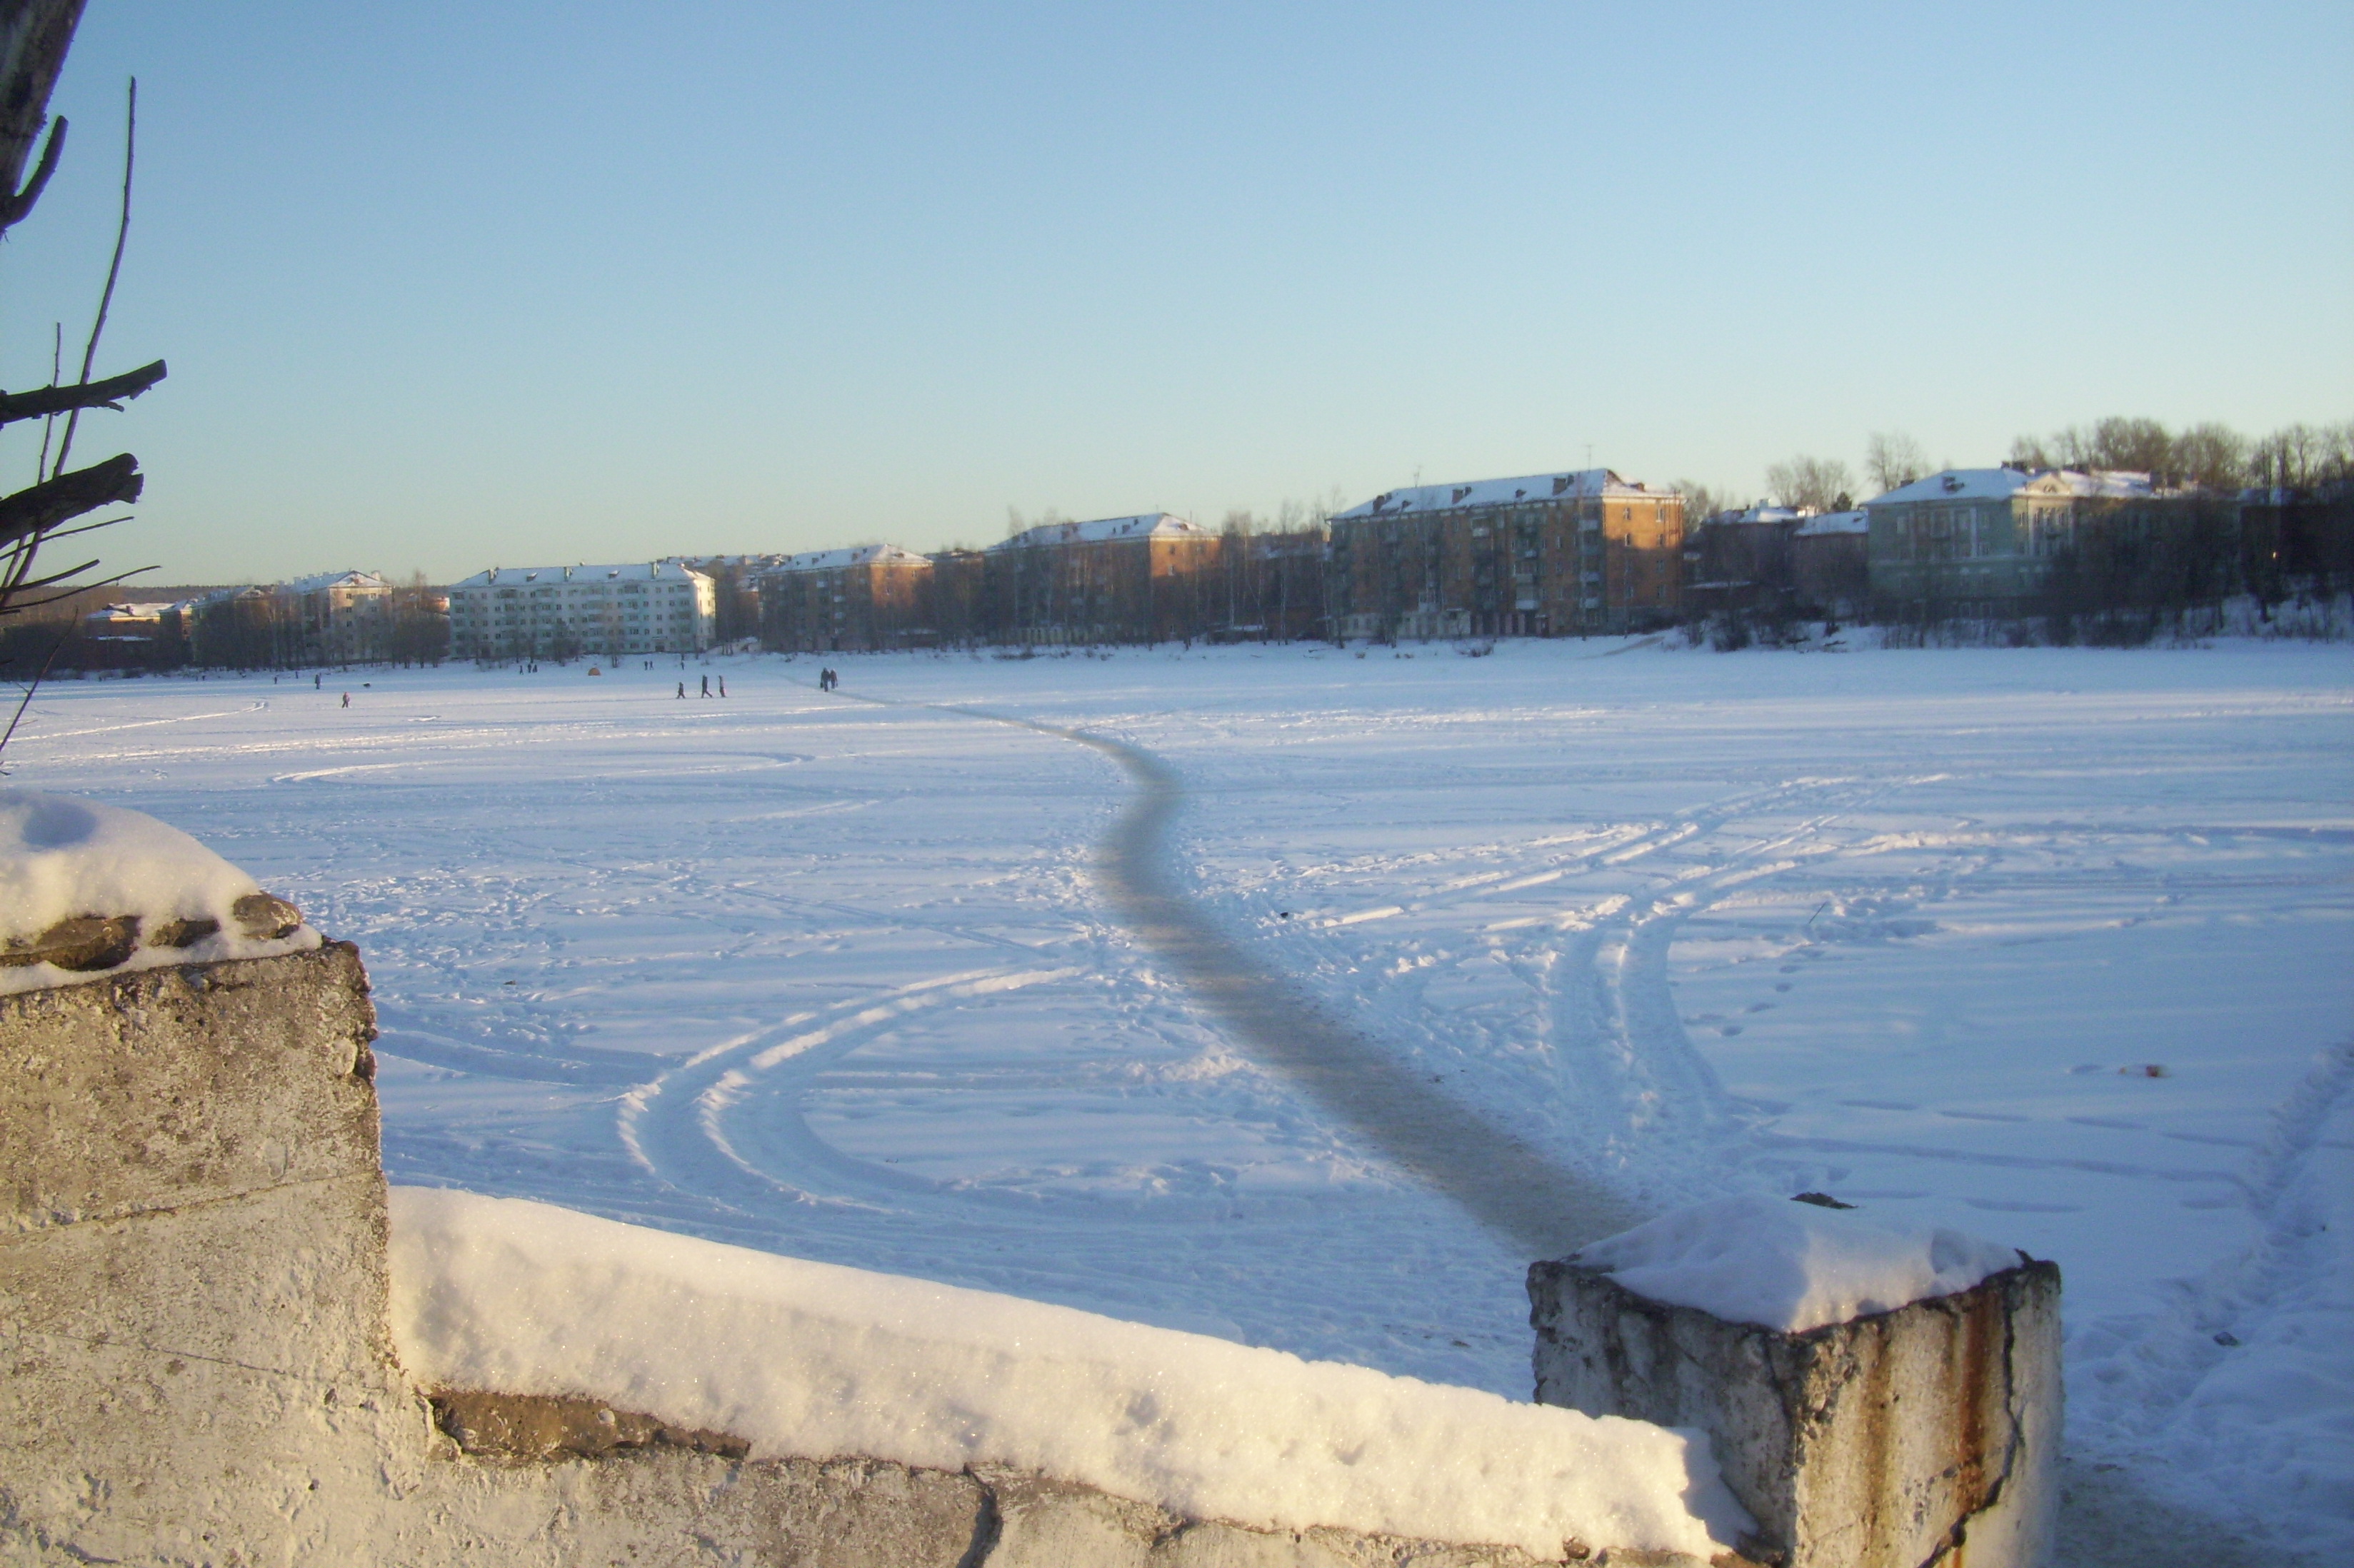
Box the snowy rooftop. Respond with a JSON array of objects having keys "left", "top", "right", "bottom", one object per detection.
[
  {"left": 453, "top": 562, "right": 710, "bottom": 588},
  {"left": 1868, "top": 468, "right": 2156, "bottom": 507},
  {"left": 2033, "top": 468, "right": 2158, "bottom": 499},
  {"left": 760, "top": 543, "right": 931, "bottom": 574},
  {"left": 279, "top": 570, "right": 389, "bottom": 595},
  {"left": 189, "top": 585, "right": 267, "bottom": 608},
  {"left": 1795, "top": 509, "right": 1868, "bottom": 537},
  {"left": 1333, "top": 468, "right": 1670, "bottom": 521},
  {"left": 84, "top": 601, "right": 178, "bottom": 621},
  {"left": 988, "top": 513, "right": 1209, "bottom": 551}
]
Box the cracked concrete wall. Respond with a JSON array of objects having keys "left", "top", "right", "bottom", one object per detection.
[
  {"left": 0, "top": 947, "right": 1600, "bottom": 1567},
  {"left": 1528, "top": 1260, "right": 2060, "bottom": 1568}
]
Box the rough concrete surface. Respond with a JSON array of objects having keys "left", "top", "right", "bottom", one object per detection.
[
  {"left": 0, "top": 948, "right": 1627, "bottom": 1566},
  {"left": 0, "top": 943, "right": 379, "bottom": 1230},
  {"left": 1529, "top": 1260, "right": 2061, "bottom": 1568},
  {"left": 978, "top": 1469, "right": 1596, "bottom": 1568}
]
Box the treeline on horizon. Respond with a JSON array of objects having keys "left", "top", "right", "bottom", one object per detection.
[
  {"left": 1680, "top": 415, "right": 2354, "bottom": 519},
  {"left": 7, "top": 411, "right": 2350, "bottom": 676}
]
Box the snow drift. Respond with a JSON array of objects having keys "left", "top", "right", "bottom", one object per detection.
[
  {"left": 0, "top": 789, "right": 319, "bottom": 993},
  {"left": 388, "top": 1187, "right": 1750, "bottom": 1558}
]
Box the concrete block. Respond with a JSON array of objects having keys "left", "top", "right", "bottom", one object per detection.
[
  {"left": 1, "top": 939, "right": 1760, "bottom": 1567},
  {"left": 0, "top": 943, "right": 379, "bottom": 1230},
  {"left": 1528, "top": 1260, "right": 2060, "bottom": 1568},
  {"left": 0, "top": 1174, "right": 395, "bottom": 1383},
  {"left": 0, "top": 1325, "right": 426, "bottom": 1564}
]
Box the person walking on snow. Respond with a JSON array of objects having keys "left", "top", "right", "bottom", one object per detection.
[
  {"left": 700, "top": 675, "right": 711, "bottom": 698},
  {"left": 314, "top": 673, "right": 321, "bottom": 690},
  {"left": 341, "top": 693, "right": 350, "bottom": 708},
  {"left": 676, "top": 681, "right": 685, "bottom": 698},
  {"left": 718, "top": 675, "right": 727, "bottom": 698}
]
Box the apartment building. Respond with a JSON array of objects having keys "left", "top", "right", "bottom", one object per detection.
[
  {"left": 673, "top": 556, "right": 791, "bottom": 645},
  {"left": 278, "top": 570, "right": 393, "bottom": 663},
  {"left": 756, "top": 544, "right": 932, "bottom": 652},
  {"left": 1326, "top": 468, "right": 1684, "bottom": 640},
  {"left": 1865, "top": 468, "right": 2155, "bottom": 616},
  {"left": 1792, "top": 511, "right": 1869, "bottom": 618},
  {"left": 446, "top": 561, "right": 715, "bottom": 659},
  {"left": 983, "top": 513, "right": 1223, "bottom": 645}
]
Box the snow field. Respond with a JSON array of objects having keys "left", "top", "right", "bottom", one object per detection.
[
  {"left": 390, "top": 1187, "right": 1748, "bottom": 1558},
  {"left": 5, "top": 638, "right": 2347, "bottom": 1556}
]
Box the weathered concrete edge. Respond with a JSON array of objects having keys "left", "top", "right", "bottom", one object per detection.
[
  {"left": 424, "top": 1387, "right": 1627, "bottom": 1567},
  {"left": 7, "top": 946, "right": 1724, "bottom": 1566},
  {"left": 0, "top": 942, "right": 379, "bottom": 1233},
  {"left": 1526, "top": 1257, "right": 2063, "bottom": 1568}
]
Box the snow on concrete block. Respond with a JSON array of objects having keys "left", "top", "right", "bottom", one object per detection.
[
  {"left": 1528, "top": 1196, "right": 2061, "bottom": 1568},
  {"left": 0, "top": 789, "right": 320, "bottom": 994},
  {"left": 390, "top": 1187, "right": 1756, "bottom": 1563}
]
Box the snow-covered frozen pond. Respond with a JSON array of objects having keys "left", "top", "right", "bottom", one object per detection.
[{"left": 9, "top": 638, "right": 2348, "bottom": 1550}]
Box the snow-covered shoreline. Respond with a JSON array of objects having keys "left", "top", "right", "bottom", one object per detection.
[{"left": 9, "top": 639, "right": 2349, "bottom": 1555}]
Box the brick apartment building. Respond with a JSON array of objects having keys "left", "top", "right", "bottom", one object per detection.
[
  {"left": 673, "top": 556, "right": 791, "bottom": 645},
  {"left": 1326, "top": 468, "right": 1685, "bottom": 640},
  {"left": 756, "top": 544, "right": 933, "bottom": 651},
  {"left": 983, "top": 513, "right": 1223, "bottom": 645}
]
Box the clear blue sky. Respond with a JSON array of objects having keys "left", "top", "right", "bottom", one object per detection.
[{"left": 9, "top": 1, "right": 2350, "bottom": 584}]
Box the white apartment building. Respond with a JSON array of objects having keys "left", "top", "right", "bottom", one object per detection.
[
  {"left": 446, "top": 562, "right": 716, "bottom": 659},
  {"left": 278, "top": 570, "right": 392, "bottom": 663}
]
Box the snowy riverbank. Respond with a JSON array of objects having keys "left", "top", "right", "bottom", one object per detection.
[{"left": 8, "top": 638, "right": 2348, "bottom": 1556}]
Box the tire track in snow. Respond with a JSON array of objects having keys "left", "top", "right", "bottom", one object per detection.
[{"left": 616, "top": 965, "right": 1078, "bottom": 1213}]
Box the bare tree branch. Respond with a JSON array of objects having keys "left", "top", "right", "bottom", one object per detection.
[
  {"left": 1, "top": 553, "right": 100, "bottom": 593},
  {"left": 0, "top": 0, "right": 84, "bottom": 195},
  {"left": 0, "top": 357, "right": 164, "bottom": 424},
  {"left": 0, "top": 624, "right": 73, "bottom": 758},
  {"left": 51, "top": 74, "right": 132, "bottom": 477},
  {"left": 0, "top": 451, "right": 141, "bottom": 551},
  {"left": 0, "top": 566, "right": 154, "bottom": 620},
  {"left": 21, "top": 511, "right": 131, "bottom": 544},
  {"left": 0, "top": 106, "right": 61, "bottom": 230}
]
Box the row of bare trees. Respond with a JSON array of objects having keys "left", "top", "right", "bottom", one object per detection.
[
  {"left": 2008, "top": 417, "right": 2354, "bottom": 493},
  {"left": 1701, "top": 416, "right": 2350, "bottom": 528}
]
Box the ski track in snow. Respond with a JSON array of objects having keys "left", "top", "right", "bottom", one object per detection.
[{"left": 6, "top": 641, "right": 2349, "bottom": 1560}]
